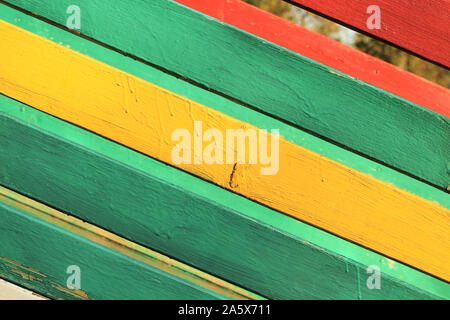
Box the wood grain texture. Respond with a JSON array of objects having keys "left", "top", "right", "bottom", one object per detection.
[
  {"left": 0, "top": 186, "right": 262, "bottom": 300},
  {"left": 287, "top": 0, "right": 450, "bottom": 68},
  {"left": 0, "top": 20, "right": 449, "bottom": 281},
  {"left": 1, "top": 104, "right": 449, "bottom": 300},
  {"left": 3, "top": 0, "right": 449, "bottom": 189},
  {"left": 176, "top": 0, "right": 450, "bottom": 117},
  {"left": 0, "top": 279, "right": 47, "bottom": 300}
]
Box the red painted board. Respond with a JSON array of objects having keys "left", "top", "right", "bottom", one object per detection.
[
  {"left": 287, "top": 0, "right": 450, "bottom": 68},
  {"left": 176, "top": 0, "right": 449, "bottom": 117}
]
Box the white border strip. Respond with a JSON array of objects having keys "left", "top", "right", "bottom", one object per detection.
[{"left": 0, "top": 278, "right": 47, "bottom": 300}]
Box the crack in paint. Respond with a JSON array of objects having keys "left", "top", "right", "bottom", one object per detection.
[{"left": 229, "top": 162, "right": 239, "bottom": 188}]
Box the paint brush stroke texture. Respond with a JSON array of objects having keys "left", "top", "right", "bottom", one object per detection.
[
  {"left": 0, "top": 186, "right": 261, "bottom": 300},
  {"left": 0, "top": 108, "right": 448, "bottom": 299},
  {"left": 3, "top": 0, "right": 449, "bottom": 188},
  {"left": 176, "top": 0, "right": 450, "bottom": 117},
  {"left": 0, "top": 20, "right": 449, "bottom": 281},
  {"left": 287, "top": 0, "right": 450, "bottom": 68},
  {"left": 0, "top": 2, "right": 445, "bottom": 211}
]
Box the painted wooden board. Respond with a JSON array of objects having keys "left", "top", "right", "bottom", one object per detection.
[
  {"left": 1, "top": 105, "right": 449, "bottom": 300},
  {"left": 0, "top": 20, "right": 449, "bottom": 281},
  {"left": 0, "top": 186, "right": 261, "bottom": 300},
  {"left": 1, "top": 7, "right": 448, "bottom": 299},
  {"left": 287, "top": 0, "right": 450, "bottom": 68},
  {"left": 0, "top": 279, "right": 47, "bottom": 300},
  {"left": 0, "top": 2, "right": 445, "bottom": 210},
  {"left": 176, "top": 0, "right": 450, "bottom": 117},
  {"left": 2, "top": 0, "right": 449, "bottom": 189}
]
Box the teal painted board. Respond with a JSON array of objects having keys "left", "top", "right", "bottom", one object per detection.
[
  {"left": 0, "top": 193, "right": 230, "bottom": 300},
  {"left": 3, "top": 0, "right": 449, "bottom": 188},
  {"left": 0, "top": 107, "right": 447, "bottom": 300}
]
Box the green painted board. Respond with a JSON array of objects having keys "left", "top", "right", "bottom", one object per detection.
[
  {"left": 0, "top": 105, "right": 448, "bottom": 300},
  {"left": 0, "top": 189, "right": 239, "bottom": 300},
  {"left": 3, "top": 0, "right": 449, "bottom": 188},
  {"left": 0, "top": 3, "right": 447, "bottom": 209}
]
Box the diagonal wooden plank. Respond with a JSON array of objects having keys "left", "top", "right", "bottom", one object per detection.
[
  {"left": 176, "top": 0, "right": 450, "bottom": 117},
  {"left": 0, "top": 185, "right": 262, "bottom": 300},
  {"left": 286, "top": 0, "right": 450, "bottom": 68},
  {"left": 0, "top": 20, "right": 448, "bottom": 281},
  {"left": 1, "top": 102, "right": 449, "bottom": 299},
  {"left": 2, "top": 0, "right": 449, "bottom": 188}
]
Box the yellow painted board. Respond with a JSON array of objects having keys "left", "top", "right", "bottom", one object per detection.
[{"left": 0, "top": 20, "right": 448, "bottom": 281}]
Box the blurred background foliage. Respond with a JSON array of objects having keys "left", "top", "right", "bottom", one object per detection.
[{"left": 243, "top": 0, "right": 449, "bottom": 88}]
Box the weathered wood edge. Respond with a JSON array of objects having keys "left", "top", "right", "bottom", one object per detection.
[{"left": 0, "top": 185, "right": 262, "bottom": 300}]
